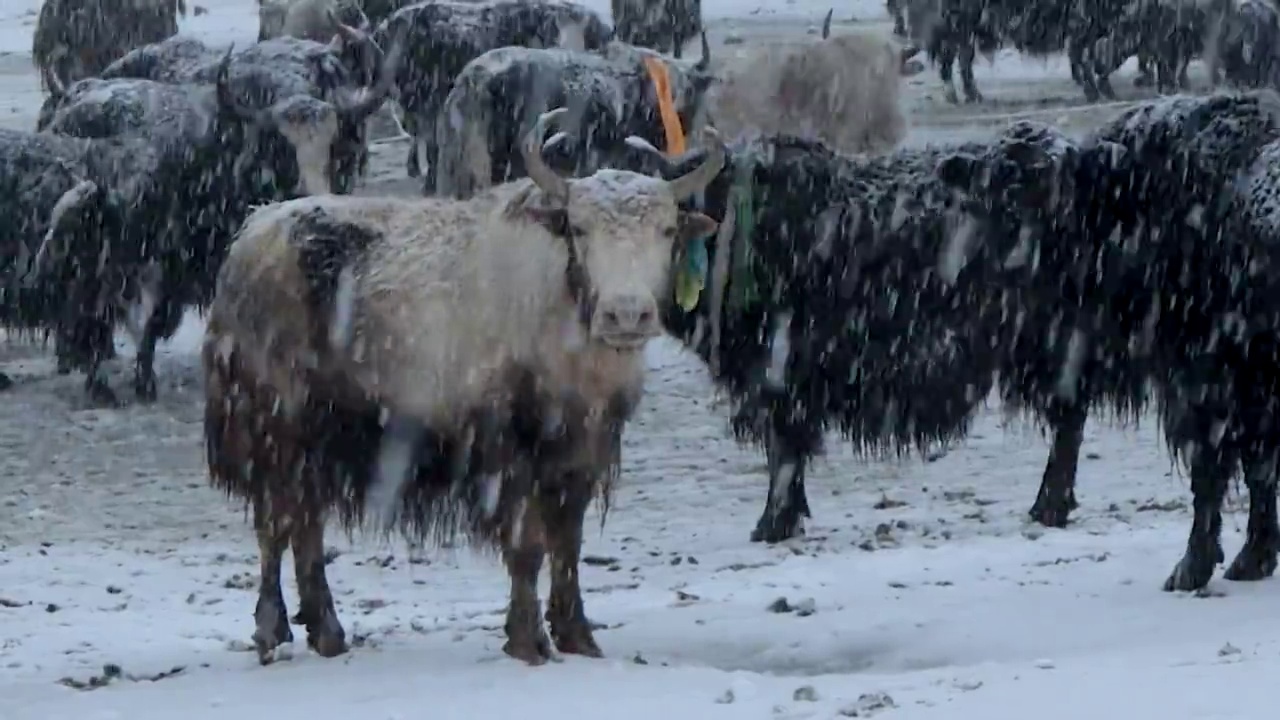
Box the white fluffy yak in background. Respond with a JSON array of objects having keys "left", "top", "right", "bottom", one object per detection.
[{"left": 708, "top": 9, "right": 920, "bottom": 155}]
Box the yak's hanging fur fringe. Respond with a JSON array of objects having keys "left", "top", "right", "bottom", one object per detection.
[{"left": 204, "top": 343, "right": 622, "bottom": 552}]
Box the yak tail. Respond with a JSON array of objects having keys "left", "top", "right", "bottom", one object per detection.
[
  {"left": 434, "top": 77, "right": 493, "bottom": 199},
  {"left": 24, "top": 180, "right": 100, "bottom": 289}
]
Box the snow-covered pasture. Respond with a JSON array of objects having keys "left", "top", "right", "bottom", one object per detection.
[{"left": 2, "top": 1, "right": 1277, "bottom": 718}]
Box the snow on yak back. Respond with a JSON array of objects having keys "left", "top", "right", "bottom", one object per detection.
[
  {"left": 203, "top": 107, "right": 724, "bottom": 666},
  {"left": 371, "top": 0, "right": 612, "bottom": 187},
  {"left": 931, "top": 89, "right": 1280, "bottom": 592},
  {"left": 434, "top": 39, "right": 713, "bottom": 198},
  {"left": 33, "top": 0, "right": 185, "bottom": 92},
  {"left": 708, "top": 10, "right": 913, "bottom": 154},
  {"left": 100, "top": 34, "right": 398, "bottom": 194},
  {"left": 610, "top": 0, "right": 703, "bottom": 57}
]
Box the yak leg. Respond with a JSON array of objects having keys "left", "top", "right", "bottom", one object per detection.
[
  {"left": 937, "top": 44, "right": 960, "bottom": 104},
  {"left": 751, "top": 425, "right": 815, "bottom": 543},
  {"left": 1134, "top": 53, "right": 1155, "bottom": 87},
  {"left": 1069, "top": 38, "right": 1102, "bottom": 102},
  {"left": 1224, "top": 448, "right": 1280, "bottom": 581},
  {"left": 1028, "top": 402, "right": 1086, "bottom": 527},
  {"left": 543, "top": 473, "right": 602, "bottom": 658},
  {"left": 80, "top": 321, "right": 119, "bottom": 408},
  {"left": 402, "top": 107, "right": 421, "bottom": 178},
  {"left": 503, "top": 496, "right": 555, "bottom": 664},
  {"left": 291, "top": 509, "right": 347, "bottom": 657},
  {"left": 418, "top": 112, "right": 441, "bottom": 196},
  {"left": 958, "top": 42, "right": 983, "bottom": 103},
  {"left": 1164, "top": 441, "right": 1233, "bottom": 592},
  {"left": 252, "top": 504, "right": 295, "bottom": 665}
]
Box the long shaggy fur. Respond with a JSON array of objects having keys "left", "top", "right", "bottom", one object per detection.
[{"left": 33, "top": 0, "right": 184, "bottom": 91}]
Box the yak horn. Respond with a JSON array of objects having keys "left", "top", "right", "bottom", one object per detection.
[
  {"left": 334, "top": 39, "right": 402, "bottom": 122},
  {"left": 214, "top": 44, "right": 264, "bottom": 124},
  {"left": 42, "top": 66, "right": 66, "bottom": 99},
  {"left": 522, "top": 107, "right": 571, "bottom": 205},
  {"left": 695, "top": 30, "right": 711, "bottom": 70},
  {"left": 26, "top": 179, "right": 99, "bottom": 287},
  {"left": 822, "top": 8, "right": 833, "bottom": 39},
  {"left": 667, "top": 126, "right": 726, "bottom": 201}
]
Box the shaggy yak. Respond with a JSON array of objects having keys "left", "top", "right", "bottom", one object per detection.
[
  {"left": 624, "top": 110, "right": 1187, "bottom": 541},
  {"left": 203, "top": 108, "right": 724, "bottom": 665},
  {"left": 709, "top": 9, "right": 917, "bottom": 154},
  {"left": 371, "top": 0, "right": 612, "bottom": 186},
  {"left": 433, "top": 37, "right": 713, "bottom": 198},
  {"left": 257, "top": 0, "right": 371, "bottom": 42},
  {"left": 33, "top": 0, "right": 186, "bottom": 91},
  {"left": 933, "top": 89, "right": 1280, "bottom": 591}
]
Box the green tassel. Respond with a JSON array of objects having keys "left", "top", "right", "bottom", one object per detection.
[
  {"left": 675, "top": 234, "right": 708, "bottom": 311},
  {"left": 728, "top": 167, "right": 758, "bottom": 310}
]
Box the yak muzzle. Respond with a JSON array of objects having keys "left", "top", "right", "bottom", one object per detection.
[{"left": 593, "top": 293, "right": 660, "bottom": 349}]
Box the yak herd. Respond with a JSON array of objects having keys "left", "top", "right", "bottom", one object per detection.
[{"left": 9, "top": 0, "right": 1280, "bottom": 669}]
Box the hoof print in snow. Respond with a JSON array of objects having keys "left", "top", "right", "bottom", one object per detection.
[
  {"left": 715, "top": 689, "right": 735, "bottom": 704},
  {"left": 792, "top": 685, "right": 819, "bottom": 702},
  {"left": 58, "top": 663, "right": 184, "bottom": 691},
  {"left": 1218, "top": 642, "right": 1241, "bottom": 657},
  {"left": 873, "top": 494, "right": 907, "bottom": 510},
  {"left": 838, "top": 692, "right": 896, "bottom": 717},
  {"left": 766, "top": 597, "right": 816, "bottom": 616}
]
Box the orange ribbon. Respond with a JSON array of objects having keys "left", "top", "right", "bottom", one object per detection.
[{"left": 641, "top": 56, "right": 686, "bottom": 156}]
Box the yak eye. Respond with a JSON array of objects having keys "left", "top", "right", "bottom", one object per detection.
[{"left": 662, "top": 225, "right": 678, "bottom": 239}]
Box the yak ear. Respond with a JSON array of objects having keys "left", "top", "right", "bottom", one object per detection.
[
  {"left": 935, "top": 153, "right": 981, "bottom": 190},
  {"left": 677, "top": 211, "right": 718, "bottom": 243}
]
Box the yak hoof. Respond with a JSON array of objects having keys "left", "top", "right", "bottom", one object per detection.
[
  {"left": 135, "top": 375, "right": 158, "bottom": 404},
  {"left": 549, "top": 617, "right": 603, "bottom": 658},
  {"left": 1082, "top": 85, "right": 1100, "bottom": 103},
  {"left": 307, "top": 626, "right": 347, "bottom": 659},
  {"left": 963, "top": 90, "right": 984, "bottom": 104},
  {"left": 85, "top": 378, "right": 120, "bottom": 408},
  {"left": 252, "top": 628, "right": 295, "bottom": 666},
  {"left": 1028, "top": 503, "right": 1071, "bottom": 528},
  {"left": 0, "top": 372, "right": 12, "bottom": 391},
  {"left": 1097, "top": 79, "right": 1117, "bottom": 101},
  {"left": 750, "top": 513, "right": 805, "bottom": 544},
  {"left": 944, "top": 87, "right": 960, "bottom": 105},
  {"left": 503, "top": 628, "right": 559, "bottom": 665},
  {"left": 1223, "top": 543, "right": 1279, "bottom": 582},
  {"left": 1028, "top": 491, "right": 1076, "bottom": 528},
  {"left": 1162, "top": 550, "right": 1220, "bottom": 592},
  {"left": 1134, "top": 73, "right": 1153, "bottom": 88}
]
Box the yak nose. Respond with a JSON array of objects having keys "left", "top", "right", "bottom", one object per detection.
[{"left": 594, "top": 293, "right": 660, "bottom": 346}]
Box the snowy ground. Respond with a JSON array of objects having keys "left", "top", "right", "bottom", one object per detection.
[{"left": 2, "top": 1, "right": 1275, "bottom": 718}]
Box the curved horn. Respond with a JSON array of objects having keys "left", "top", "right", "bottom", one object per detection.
[
  {"left": 327, "top": 8, "right": 364, "bottom": 46},
  {"left": 822, "top": 8, "right": 833, "bottom": 39},
  {"left": 667, "top": 126, "right": 726, "bottom": 201},
  {"left": 334, "top": 38, "right": 403, "bottom": 123},
  {"left": 26, "top": 179, "right": 100, "bottom": 287},
  {"left": 42, "top": 66, "right": 66, "bottom": 100},
  {"left": 695, "top": 30, "right": 711, "bottom": 70},
  {"left": 214, "top": 44, "right": 264, "bottom": 124},
  {"left": 521, "top": 107, "right": 571, "bottom": 205}
]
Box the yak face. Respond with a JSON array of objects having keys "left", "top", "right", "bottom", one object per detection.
[
  {"left": 935, "top": 123, "right": 1086, "bottom": 275},
  {"left": 520, "top": 109, "right": 724, "bottom": 350},
  {"left": 935, "top": 123, "right": 1139, "bottom": 284},
  {"left": 215, "top": 58, "right": 397, "bottom": 196}
]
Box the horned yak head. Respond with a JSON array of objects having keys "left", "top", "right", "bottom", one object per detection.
[
  {"left": 933, "top": 121, "right": 1136, "bottom": 282},
  {"left": 521, "top": 107, "right": 723, "bottom": 348}
]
